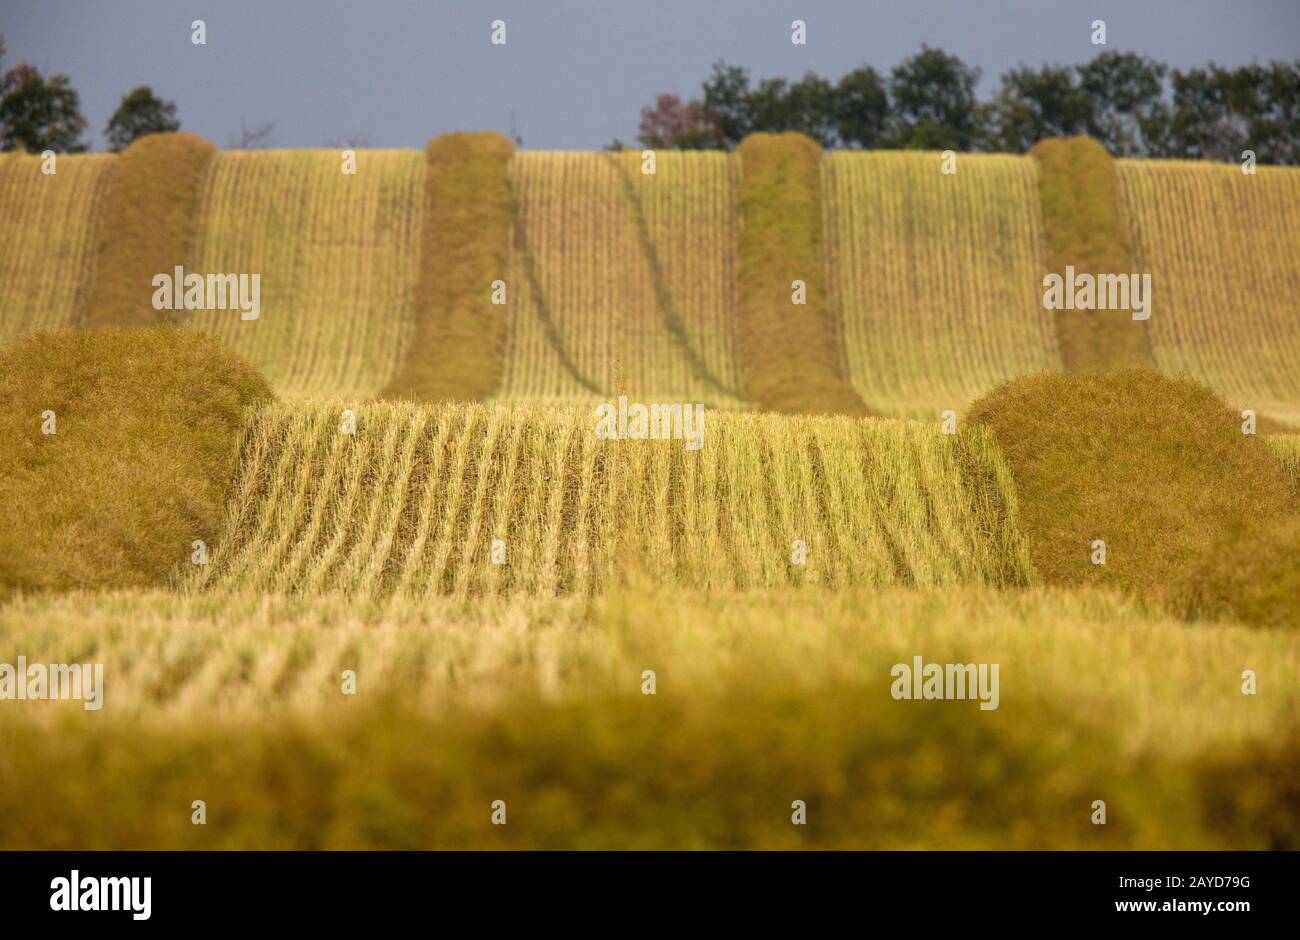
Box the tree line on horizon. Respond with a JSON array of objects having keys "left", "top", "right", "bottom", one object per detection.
[
  {"left": 630, "top": 45, "right": 1300, "bottom": 165},
  {"left": 4, "top": 34, "right": 1299, "bottom": 165},
  {"left": 0, "top": 35, "right": 179, "bottom": 154},
  {"left": 0, "top": 34, "right": 286, "bottom": 155}
]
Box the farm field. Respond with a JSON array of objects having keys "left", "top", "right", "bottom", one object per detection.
[
  {"left": 2, "top": 134, "right": 1300, "bottom": 853},
  {"left": 0, "top": 152, "right": 113, "bottom": 342},
  {"left": 188, "top": 149, "right": 425, "bottom": 400},
  {"left": 2, "top": 149, "right": 1299, "bottom": 417},
  {"left": 500, "top": 151, "right": 748, "bottom": 407},
  {"left": 188, "top": 401, "right": 1032, "bottom": 597},
  {"left": 822, "top": 152, "right": 1061, "bottom": 418},
  {"left": 2, "top": 585, "right": 1297, "bottom": 849},
  {"left": 1118, "top": 160, "right": 1300, "bottom": 426}
]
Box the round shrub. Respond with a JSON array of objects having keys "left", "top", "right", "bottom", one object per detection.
[
  {"left": 967, "top": 371, "right": 1295, "bottom": 612},
  {"left": 0, "top": 326, "right": 272, "bottom": 594}
]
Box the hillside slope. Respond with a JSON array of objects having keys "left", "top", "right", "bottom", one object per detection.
[
  {"left": 1118, "top": 160, "right": 1300, "bottom": 425},
  {"left": 500, "top": 151, "right": 749, "bottom": 407},
  {"left": 822, "top": 152, "right": 1060, "bottom": 418},
  {"left": 2, "top": 144, "right": 1298, "bottom": 419},
  {"left": 187, "top": 149, "right": 424, "bottom": 400},
  {"left": 0, "top": 152, "right": 114, "bottom": 342}
]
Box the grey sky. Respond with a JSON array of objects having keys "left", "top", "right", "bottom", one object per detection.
[{"left": 4, "top": 0, "right": 1299, "bottom": 151}]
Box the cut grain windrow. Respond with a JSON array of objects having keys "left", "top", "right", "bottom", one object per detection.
[
  {"left": 301, "top": 414, "right": 394, "bottom": 594},
  {"left": 736, "top": 133, "right": 869, "bottom": 417},
  {"left": 385, "top": 407, "right": 462, "bottom": 594},
  {"left": 349, "top": 407, "right": 430, "bottom": 594},
  {"left": 381, "top": 134, "right": 513, "bottom": 404},
  {"left": 425, "top": 407, "right": 496, "bottom": 594},
  {"left": 453, "top": 407, "right": 519, "bottom": 598},
  {"left": 1030, "top": 137, "right": 1154, "bottom": 372},
  {"left": 254, "top": 417, "right": 353, "bottom": 592},
  {"left": 85, "top": 133, "right": 215, "bottom": 330}
]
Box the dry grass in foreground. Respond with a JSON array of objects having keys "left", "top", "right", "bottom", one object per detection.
[{"left": 0, "top": 586, "right": 1295, "bottom": 849}]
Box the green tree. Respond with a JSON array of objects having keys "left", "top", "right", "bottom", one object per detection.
[
  {"left": 105, "top": 86, "right": 180, "bottom": 152},
  {"left": 888, "top": 45, "right": 982, "bottom": 150},
  {"left": 1255, "top": 61, "right": 1300, "bottom": 165},
  {"left": 833, "top": 66, "right": 889, "bottom": 149},
  {"left": 1077, "top": 52, "right": 1169, "bottom": 157},
  {"left": 700, "top": 61, "right": 753, "bottom": 147},
  {"left": 0, "top": 37, "right": 88, "bottom": 153},
  {"left": 984, "top": 64, "right": 1093, "bottom": 152},
  {"left": 1169, "top": 65, "right": 1245, "bottom": 161}
]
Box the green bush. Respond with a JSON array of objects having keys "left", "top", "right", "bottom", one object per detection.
[
  {"left": 967, "top": 370, "right": 1295, "bottom": 614},
  {"left": 736, "top": 132, "right": 868, "bottom": 416},
  {"left": 85, "top": 131, "right": 216, "bottom": 328},
  {"left": 0, "top": 326, "right": 271, "bottom": 594},
  {"left": 381, "top": 131, "right": 515, "bottom": 402}
]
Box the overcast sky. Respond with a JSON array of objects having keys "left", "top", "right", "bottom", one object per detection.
[{"left": 4, "top": 0, "right": 1299, "bottom": 151}]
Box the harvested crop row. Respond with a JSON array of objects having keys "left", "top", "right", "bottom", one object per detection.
[
  {"left": 381, "top": 132, "right": 514, "bottom": 403},
  {"left": 0, "top": 152, "right": 115, "bottom": 341},
  {"left": 822, "top": 152, "right": 1061, "bottom": 419},
  {"left": 188, "top": 149, "right": 424, "bottom": 400},
  {"left": 499, "top": 151, "right": 748, "bottom": 408},
  {"left": 1118, "top": 160, "right": 1300, "bottom": 426},
  {"left": 85, "top": 132, "right": 216, "bottom": 328},
  {"left": 736, "top": 133, "right": 869, "bottom": 415},
  {"left": 1030, "top": 137, "right": 1153, "bottom": 371},
  {"left": 190, "top": 401, "right": 1033, "bottom": 596}
]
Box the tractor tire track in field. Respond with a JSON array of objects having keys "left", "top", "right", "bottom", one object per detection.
[{"left": 604, "top": 152, "right": 746, "bottom": 402}]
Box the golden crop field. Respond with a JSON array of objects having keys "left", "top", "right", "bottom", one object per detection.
[
  {"left": 187, "top": 401, "right": 1033, "bottom": 597},
  {"left": 0, "top": 152, "right": 114, "bottom": 342},
  {"left": 2, "top": 585, "right": 1296, "bottom": 849},
  {"left": 822, "top": 152, "right": 1062, "bottom": 418},
  {"left": 5, "top": 133, "right": 1300, "bottom": 855},
  {"left": 498, "top": 151, "right": 749, "bottom": 408},
  {"left": 1118, "top": 160, "right": 1300, "bottom": 425},
  {"left": 186, "top": 149, "right": 425, "bottom": 400}
]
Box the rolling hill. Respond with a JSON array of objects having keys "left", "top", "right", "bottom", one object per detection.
[{"left": 3, "top": 137, "right": 1299, "bottom": 422}]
